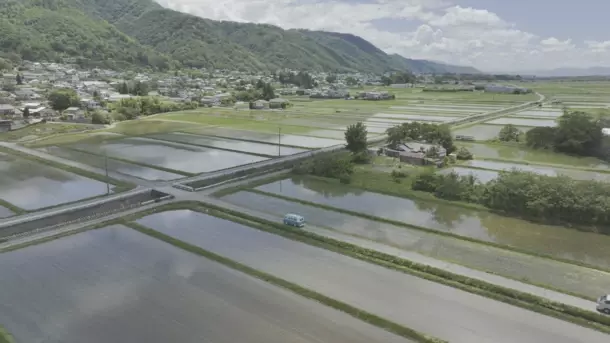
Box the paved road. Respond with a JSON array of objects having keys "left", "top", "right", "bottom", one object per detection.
[{"left": 135, "top": 207, "right": 609, "bottom": 343}]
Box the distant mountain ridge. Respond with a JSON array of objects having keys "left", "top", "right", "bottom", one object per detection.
[
  {"left": 522, "top": 67, "right": 610, "bottom": 77},
  {"left": 0, "top": 0, "right": 480, "bottom": 74}
]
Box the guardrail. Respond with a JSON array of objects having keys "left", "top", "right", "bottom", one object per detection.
[
  {"left": 4, "top": 202, "right": 143, "bottom": 241},
  {"left": 0, "top": 188, "right": 153, "bottom": 229},
  {"left": 175, "top": 143, "right": 347, "bottom": 191}
]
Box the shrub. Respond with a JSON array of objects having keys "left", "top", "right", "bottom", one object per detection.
[{"left": 456, "top": 147, "right": 473, "bottom": 160}]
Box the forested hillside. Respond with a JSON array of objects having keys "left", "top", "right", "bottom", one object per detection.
[
  {"left": 0, "top": 0, "right": 480, "bottom": 74},
  {"left": 0, "top": 0, "right": 173, "bottom": 70}
]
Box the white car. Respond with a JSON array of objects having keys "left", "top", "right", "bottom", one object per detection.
[{"left": 597, "top": 295, "right": 610, "bottom": 314}]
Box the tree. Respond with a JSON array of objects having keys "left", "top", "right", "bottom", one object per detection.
[
  {"left": 385, "top": 126, "right": 405, "bottom": 149},
  {"left": 326, "top": 74, "right": 337, "bottom": 84},
  {"left": 554, "top": 111, "right": 602, "bottom": 156},
  {"left": 498, "top": 124, "right": 521, "bottom": 142},
  {"left": 345, "top": 76, "right": 358, "bottom": 86},
  {"left": 91, "top": 111, "right": 111, "bottom": 124},
  {"left": 118, "top": 82, "right": 129, "bottom": 94},
  {"left": 525, "top": 127, "right": 556, "bottom": 149},
  {"left": 48, "top": 88, "right": 79, "bottom": 112},
  {"left": 345, "top": 122, "right": 368, "bottom": 154},
  {"left": 456, "top": 147, "right": 473, "bottom": 160},
  {"left": 23, "top": 107, "right": 30, "bottom": 118}
]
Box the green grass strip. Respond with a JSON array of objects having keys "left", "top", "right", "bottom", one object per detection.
[
  {"left": 0, "top": 199, "right": 25, "bottom": 215},
  {"left": 182, "top": 202, "right": 610, "bottom": 334},
  {"left": 0, "top": 147, "right": 135, "bottom": 192},
  {"left": 126, "top": 220, "right": 447, "bottom": 343},
  {"left": 248, "top": 187, "right": 610, "bottom": 274}
]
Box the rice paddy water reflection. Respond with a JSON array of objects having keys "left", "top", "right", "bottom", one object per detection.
[
  {"left": 255, "top": 176, "right": 610, "bottom": 269},
  {"left": 221, "top": 191, "right": 610, "bottom": 298}
]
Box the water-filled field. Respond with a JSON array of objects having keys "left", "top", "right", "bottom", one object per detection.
[
  {"left": 185, "top": 127, "right": 345, "bottom": 148},
  {"left": 39, "top": 146, "right": 184, "bottom": 181},
  {"left": 135, "top": 210, "right": 609, "bottom": 343},
  {"left": 254, "top": 177, "right": 610, "bottom": 269},
  {"left": 71, "top": 138, "right": 269, "bottom": 174},
  {"left": 485, "top": 118, "right": 557, "bottom": 127},
  {"left": 0, "top": 225, "right": 407, "bottom": 343},
  {"left": 461, "top": 143, "right": 610, "bottom": 169},
  {"left": 221, "top": 191, "right": 610, "bottom": 298},
  {"left": 0, "top": 153, "right": 111, "bottom": 210},
  {"left": 464, "top": 160, "right": 610, "bottom": 182},
  {"left": 146, "top": 132, "right": 309, "bottom": 156},
  {"left": 452, "top": 125, "right": 532, "bottom": 140}
]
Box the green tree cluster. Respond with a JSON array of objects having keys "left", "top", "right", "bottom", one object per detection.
[
  {"left": 498, "top": 124, "right": 522, "bottom": 142},
  {"left": 381, "top": 71, "right": 416, "bottom": 86},
  {"left": 48, "top": 88, "right": 79, "bottom": 112},
  {"left": 236, "top": 80, "right": 276, "bottom": 103},
  {"left": 412, "top": 169, "right": 610, "bottom": 232},
  {"left": 293, "top": 153, "right": 354, "bottom": 183},
  {"left": 117, "top": 81, "right": 149, "bottom": 96},
  {"left": 385, "top": 122, "right": 456, "bottom": 153},
  {"left": 111, "top": 96, "right": 197, "bottom": 120},
  {"left": 278, "top": 71, "right": 316, "bottom": 89},
  {"left": 525, "top": 111, "right": 604, "bottom": 157}
]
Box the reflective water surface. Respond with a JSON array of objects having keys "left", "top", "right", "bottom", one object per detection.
[
  {"left": 255, "top": 176, "right": 610, "bottom": 269},
  {"left": 0, "top": 153, "right": 111, "bottom": 210},
  {"left": 221, "top": 191, "right": 610, "bottom": 297},
  {"left": 0, "top": 225, "right": 406, "bottom": 343}
]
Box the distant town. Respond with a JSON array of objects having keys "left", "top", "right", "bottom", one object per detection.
[{"left": 0, "top": 60, "right": 535, "bottom": 130}]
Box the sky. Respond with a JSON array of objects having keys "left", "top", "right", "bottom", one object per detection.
[{"left": 154, "top": 0, "right": 610, "bottom": 72}]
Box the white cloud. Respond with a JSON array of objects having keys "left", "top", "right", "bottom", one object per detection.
[
  {"left": 540, "top": 37, "right": 575, "bottom": 52},
  {"left": 585, "top": 40, "right": 610, "bottom": 52},
  {"left": 429, "top": 6, "right": 508, "bottom": 28},
  {"left": 153, "top": 0, "right": 610, "bottom": 72}
]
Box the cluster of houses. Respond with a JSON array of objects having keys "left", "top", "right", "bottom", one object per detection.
[{"left": 378, "top": 142, "right": 449, "bottom": 166}]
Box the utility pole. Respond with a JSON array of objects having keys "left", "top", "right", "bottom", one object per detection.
[
  {"left": 104, "top": 147, "right": 110, "bottom": 195},
  {"left": 278, "top": 127, "right": 281, "bottom": 157}
]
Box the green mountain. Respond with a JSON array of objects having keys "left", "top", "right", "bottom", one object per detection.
[
  {"left": 0, "top": 0, "right": 480, "bottom": 74},
  {"left": 0, "top": 0, "right": 174, "bottom": 70}
]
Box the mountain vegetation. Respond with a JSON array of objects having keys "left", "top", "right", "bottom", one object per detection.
[{"left": 0, "top": 0, "right": 479, "bottom": 74}]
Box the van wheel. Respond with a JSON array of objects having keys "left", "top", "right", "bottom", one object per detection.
[{"left": 604, "top": 309, "right": 610, "bottom": 315}]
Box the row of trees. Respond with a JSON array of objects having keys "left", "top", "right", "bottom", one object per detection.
[
  {"left": 110, "top": 97, "right": 198, "bottom": 120},
  {"left": 412, "top": 169, "right": 610, "bottom": 232},
  {"left": 385, "top": 122, "right": 456, "bottom": 154},
  {"left": 276, "top": 71, "right": 317, "bottom": 89},
  {"left": 117, "top": 81, "right": 150, "bottom": 96},
  {"left": 380, "top": 72, "right": 416, "bottom": 86}
]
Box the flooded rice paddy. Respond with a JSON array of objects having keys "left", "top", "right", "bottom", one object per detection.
[
  {"left": 0, "top": 225, "right": 406, "bottom": 343},
  {"left": 255, "top": 177, "right": 610, "bottom": 269},
  {"left": 146, "top": 132, "right": 309, "bottom": 156},
  {"left": 185, "top": 127, "right": 344, "bottom": 148},
  {"left": 485, "top": 118, "right": 558, "bottom": 127},
  {"left": 221, "top": 191, "right": 610, "bottom": 298},
  {"left": 136, "top": 210, "right": 609, "bottom": 343},
  {"left": 464, "top": 160, "right": 610, "bottom": 182},
  {"left": 72, "top": 138, "right": 269, "bottom": 174},
  {"left": 374, "top": 113, "right": 460, "bottom": 122},
  {"left": 0, "top": 153, "right": 110, "bottom": 210},
  {"left": 452, "top": 125, "right": 531, "bottom": 140},
  {"left": 514, "top": 110, "right": 563, "bottom": 118},
  {"left": 40, "top": 146, "right": 184, "bottom": 181},
  {"left": 461, "top": 143, "right": 610, "bottom": 169}
]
